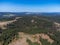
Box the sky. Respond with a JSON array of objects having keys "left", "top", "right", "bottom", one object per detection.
[{"left": 0, "top": 0, "right": 60, "bottom": 12}]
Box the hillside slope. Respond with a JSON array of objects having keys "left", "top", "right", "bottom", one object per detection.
[{"left": 0, "top": 16, "right": 60, "bottom": 45}]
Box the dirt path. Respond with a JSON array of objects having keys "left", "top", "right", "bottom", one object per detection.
[
  {"left": 9, "top": 32, "right": 54, "bottom": 45},
  {"left": 0, "top": 17, "right": 21, "bottom": 29}
]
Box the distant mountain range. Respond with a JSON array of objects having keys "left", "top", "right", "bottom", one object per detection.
[{"left": 0, "top": 12, "right": 60, "bottom": 17}]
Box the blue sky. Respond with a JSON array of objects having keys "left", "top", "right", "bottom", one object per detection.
[{"left": 0, "top": 0, "right": 60, "bottom": 12}]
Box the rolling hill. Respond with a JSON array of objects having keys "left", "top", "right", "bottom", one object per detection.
[{"left": 0, "top": 13, "right": 60, "bottom": 45}]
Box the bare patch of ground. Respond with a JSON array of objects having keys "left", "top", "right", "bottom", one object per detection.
[
  {"left": 0, "top": 17, "right": 21, "bottom": 29},
  {"left": 9, "top": 32, "right": 54, "bottom": 45},
  {"left": 54, "top": 22, "right": 60, "bottom": 31}
]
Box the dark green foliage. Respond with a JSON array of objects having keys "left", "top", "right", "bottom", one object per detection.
[
  {"left": 7, "top": 16, "right": 54, "bottom": 34},
  {"left": 0, "top": 29, "right": 18, "bottom": 45},
  {"left": 48, "top": 31, "right": 60, "bottom": 45},
  {"left": 40, "top": 38, "right": 51, "bottom": 45},
  {"left": 0, "top": 17, "right": 15, "bottom": 21}
]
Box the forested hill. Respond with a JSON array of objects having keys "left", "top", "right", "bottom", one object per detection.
[{"left": 0, "top": 15, "right": 60, "bottom": 45}]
